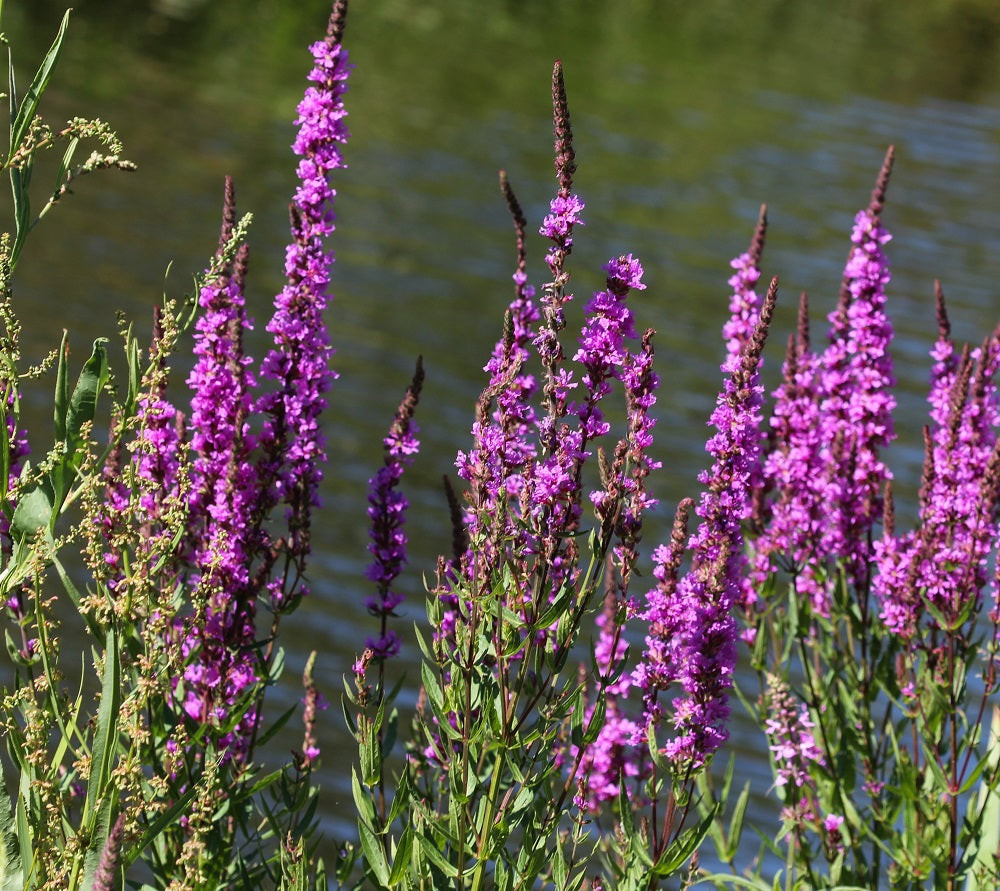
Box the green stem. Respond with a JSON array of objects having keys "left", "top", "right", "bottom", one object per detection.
[{"left": 471, "top": 747, "right": 506, "bottom": 891}]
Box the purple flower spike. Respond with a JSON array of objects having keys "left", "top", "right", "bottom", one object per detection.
[
  {"left": 255, "top": 6, "right": 351, "bottom": 599},
  {"left": 722, "top": 206, "right": 767, "bottom": 370},
  {"left": 763, "top": 673, "right": 824, "bottom": 789},
  {"left": 365, "top": 358, "right": 424, "bottom": 660},
  {"left": 572, "top": 255, "right": 644, "bottom": 440},
  {"left": 874, "top": 285, "right": 1000, "bottom": 639},
  {"left": 635, "top": 278, "right": 777, "bottom": 771},
  {"left": 749, "top": 292, "right": 828, "bottom": 612},
  {"left": 815, "top": 147, "right": 896, "bottom": 600},
  {"left": 176, "top": 178, "right": 265, "bottom": 762}
]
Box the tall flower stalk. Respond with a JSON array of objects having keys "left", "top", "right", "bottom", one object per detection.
[
  {"left": 635, "top": 277, "right": 777, "bottom": 772},
  {"left": 255, "top": 0, "right": 350, "bottom": 611},
  {"left": 365, "top": 356, "right": 424, "bottom": 662}
]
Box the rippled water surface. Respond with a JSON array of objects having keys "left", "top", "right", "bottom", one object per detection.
[{"left": 6, "top": 0, "right": 1000, "bottom": 871}]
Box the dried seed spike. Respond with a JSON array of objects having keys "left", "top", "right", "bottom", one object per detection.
[
  {"left": 220, "top": 175, "right": 237, "bottom": 250},
  {"left": 597, "top": 445, "right": 613, "bottom": 491},
  {"left": 551, "top": 61, "right": 576, "bottom": 196},
  {"left": 869, "top": 144, "right": 895, "bottom": 221},
  {"left": 979, "top": 435, "right": 1000, "bottom": 521},
  {"left": 233, "top": 241, "right": 250, "bottom": 293},
  {"left": 782, "top": 332, "right": 798, "bottom": 389},
  {"left": 442, "top": 474, "right": 468, "bottom": 565},
  {"left": 501, "top": 307, "right": 515, "bottom": 355},
  {"left": 750, "top": 203, "right": 768, "bottom": 268},
  {"left": 945, "top": 345, "right": 974, "bottom": 449},
  {"left": 499, "top": 170, "right": 528, "bottom": 292},
  {"left": 934, "top": 280, "right": 951, "bottom": 341},
  {"left": 973, "top": 335, "right": 992, "bottom": 402},
  {"left": 658, "top": 498, "right": 693, "bottom": 595},
  {"left": 739, "top": 275, "right": 778, "bottom": 381},
  {"left": 882, "top": 480, "right": 895, "bottom": 539},
  {"left": 499, "top": 169, "right": 527, "bottom": 233},
  {"left": 390, "top": 354, "right": 424, "bottom": 446},
  {"left": 151, "top": 303, "right": 164, "bottom": 351},
  {"left": 327, "top": 0, "right": 349, "bottom": 45},
  {"left": 918, "top": 424, "right": 935, "bottom": 512},
  {"left": 796, "top": 291, "right": 810, "bottom": 354},
  {"left": 834, "top": 264, "right": 851, "bottom": 328}
]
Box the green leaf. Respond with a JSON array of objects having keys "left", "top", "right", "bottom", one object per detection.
[
  {"left": 65, "top": 338, "right": 108, "bottom": 450},
  {"left": 14, "top": 772, "right": 28, "bottom": 888},
  {"left": 81, "top": 794, "right": 114, "bottom": 888},
  {"left": 53, "top": 330, "right": 69, "bottom": 443},
  {"left": 413, "top": 828, "right": 459, "bottom": 879},
  {"left": 360, "top": 716, "right": 382, "bottom": 788},
  {"left": 387, "top": 824, "right": 413, "bottom": 886},
  {"left": 0, "top": 758, "right": 22, "bottom": 891},
  {"left": 384, "top": 771, "right": 410, "bottom": 828},
  {"left": 649, "top": 802, "right": 719, "bottom": 876},
  {"left": 358, "top": 817, "right": 390, "bottom": 889},
  {"left": 616, "top": 771, "right": 634, "bottom": 839},
  {"left": 8, "top": 10, "right": 69, "bottom": 163},
  {"left": 255, "top": 702, "right": 297, "bottom": 747},
  {"left": 81, "top": 623, "right": 121, "bottom": 835},
  {"left": 51, "top": 135, "right": 78, "bottom": 202},
  {"left": 961, "top": 706, "right": 1000, "bottom": 890},
  {"left": 725, "top": 782, "right": 751, "bottom": 863},
  {"left": 50, "top": 552, "right": 104, "bottom": 641},
  {"left": 6, "top": 11, "right": 70, "bottom": 270},
  {"left": 351, "top": 767, "right": 376, "bottom": 824},
  {"left": 6, "top": 157, "right": 27, "bottom": 275},
  {"left": 420, "top": 661, "right": 444, "bottom": 711},
  {"left": 9, "top": 471, "right": 53, "bottom": 539},
  {"left": 552, "top": 838, "right": 568, "bottom": 889}
]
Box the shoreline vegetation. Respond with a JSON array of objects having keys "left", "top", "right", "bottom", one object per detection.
[{"left": 0, "top": 2, "right": 998, "bottom": 889}]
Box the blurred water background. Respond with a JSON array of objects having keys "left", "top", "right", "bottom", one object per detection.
[{"left": 5, "top": 0, "right": 1000, "bottom": 879}]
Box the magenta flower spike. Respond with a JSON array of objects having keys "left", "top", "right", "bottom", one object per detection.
[
  {"left": 174, "top": 177, "right": 264, "bottom": 760},
  {"left": 752, "top": 150, "right": 896, "bottom": 617},
  {"left": 365, "top": 358, "right": 423, "bottom": 660},
  {"left": 455, "top": 174, "right": 540, "bottom": 554},
  {"left": 722, "top": 205, "right": 767, "bottom": 371},
  {"left": 763, "top": 673, "right": 824, "bottom": 790},
  {"left": 874, "top": 284, "right": 1000, "bottom": 638},
  {"left": 814, "top": 147, "right": 896, "bottom": 600},
  {"left": 255, "top": 1, "right": 350, "bottom": 607},
  {"left": 635, "top": 278, "right": 777, "bottom": 771},
  {"left": 748, "top": 292, "right": 829, "bottom": 613}
]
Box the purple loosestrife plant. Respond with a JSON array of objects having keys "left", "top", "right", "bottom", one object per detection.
[
  {"left": 627, "top": 278, "right": 778, "bottom": 881},
  {"left": 0, "top": 5, "right": 349, "bottom": 887},
  {"left": 162, "top": 0, "right": 354, "bottom": 769},
  {"left": 695, "top": 150, "right": 1000, "bottom": 891},
  {"left": 350, "top": 62, "right": 703, "bottom": 891},
  {"left": 873, "top": 288, "right": 1000, "bottom": 640},
  {"left": 747, "top": 151, "right": 897, "bottom": 619}
]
